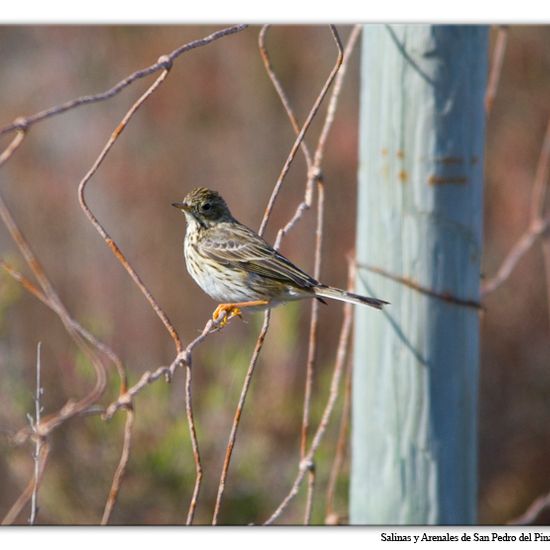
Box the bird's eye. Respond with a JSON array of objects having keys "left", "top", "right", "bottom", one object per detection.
[{"left": 202, "top": 202, "right": 211, "bottom": 212}]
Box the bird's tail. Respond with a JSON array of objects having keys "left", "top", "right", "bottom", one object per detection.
[{"left": 314, "top": 285, "right": 388, "bottom": 310}]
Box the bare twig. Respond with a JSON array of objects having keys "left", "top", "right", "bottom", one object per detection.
[
  {"left": 29, "top": 342, "right": 43, "bottom": 525},
  {"left": 212, "top": 311, "right": 271, "bottom": 525},
  {"left": 263, "top": 260, "right": 355, "bottom": 525},
  {"left": 0, "top": 26, "right": 248, "bottom": 138},
  {"left": 485, "top": 26, "right": 508, "bottom": 116}
]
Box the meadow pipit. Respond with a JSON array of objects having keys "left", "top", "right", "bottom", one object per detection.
[{"left": 172, "top": 187, "right": 387, "bottom": 323}]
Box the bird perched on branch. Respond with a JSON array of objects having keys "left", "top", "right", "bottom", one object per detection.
[{"left": 172, "top": 187, "right": 387, "bottom": 324}]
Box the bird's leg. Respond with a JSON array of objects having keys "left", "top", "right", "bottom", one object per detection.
[{"left": 212, "top": 300, "right": 270, "bottom": 326}]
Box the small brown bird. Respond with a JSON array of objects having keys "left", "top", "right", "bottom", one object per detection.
[{"left": 172, "top": 187, "right": 388, "bottom": 323}]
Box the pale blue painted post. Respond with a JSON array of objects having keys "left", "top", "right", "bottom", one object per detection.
[{"left": 351, "top": 25, "right": 488, "bottom": 524}]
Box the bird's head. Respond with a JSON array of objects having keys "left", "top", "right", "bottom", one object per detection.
[{"left": 172, "top": 187, "right": 233, "bottom": 228}]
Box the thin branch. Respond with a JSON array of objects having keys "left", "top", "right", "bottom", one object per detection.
[
  {"left": 0, "top": 26, "right": 248, "bottom": 138},
  {"left": 29, "top": 342, "right": 43, "bottom": 525},
  {"left": 212, "top": 311, "right": 271, "bottom": 525}
]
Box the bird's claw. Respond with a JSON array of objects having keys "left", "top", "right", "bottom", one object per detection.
[{"left": 213, "top": 304, "right": 243, "bottom": 327}]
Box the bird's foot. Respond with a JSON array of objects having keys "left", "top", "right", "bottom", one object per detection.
[{"left": 213, "top": 304, "right": 243, "bottom": 327}]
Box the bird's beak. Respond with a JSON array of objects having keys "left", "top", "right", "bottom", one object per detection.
[{"left": 172, "top": 201, "right": 189, "bottom": 211}]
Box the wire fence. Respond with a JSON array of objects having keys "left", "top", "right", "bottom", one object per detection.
[{"left": 0, "top": 24, "right": 548, "bottom": 525}]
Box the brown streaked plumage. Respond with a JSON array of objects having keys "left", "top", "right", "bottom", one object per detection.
[{"left": 172, "top": 187, "right": 388, "bottom": 323}]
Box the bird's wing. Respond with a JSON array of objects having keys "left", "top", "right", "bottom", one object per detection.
[{"left": 200, "top": 222, "right": 318, "bottom": 289}]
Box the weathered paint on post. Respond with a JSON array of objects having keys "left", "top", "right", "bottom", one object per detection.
[{"left": 351, "top": 25, "right": 488, "bottom": 524}]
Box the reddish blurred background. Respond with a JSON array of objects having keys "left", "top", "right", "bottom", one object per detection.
[{"left": 0, "top": 25, "right": 548, "bottom": 525}]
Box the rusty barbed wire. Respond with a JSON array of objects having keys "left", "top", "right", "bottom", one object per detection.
[
  {"left": 263, "top": 258, "right": 356, "bottom": 525},
  {"left": 211, "top": 25, "right": 363, "bottom": 525},
  {"left": 101, "top": 408, "right": 135, "bottom": 525},
  {"left": 0, "top": 25, "right": 246, "bottom": 525},
  {"left": 212, "top": 310, "right": 271, "bottom": 525},
  {"left": 0, "top": 26, "right": 248, "bottom": 139},
  {"left": 324, "top": 356, "right": 352, "bottom": 525},
  {"left": 256, "top": 23, "right": 361, "bottom": 526},
  {"left": 258, "top": 25, "right": 343, "bottom": 238},
  {"left": 1, "top": 23, "right": 544, "bottom": 527}
]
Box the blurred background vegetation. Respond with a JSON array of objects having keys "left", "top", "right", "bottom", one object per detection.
[{"left": 0, "top": 24, "right": 549, "bottom": 525}]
